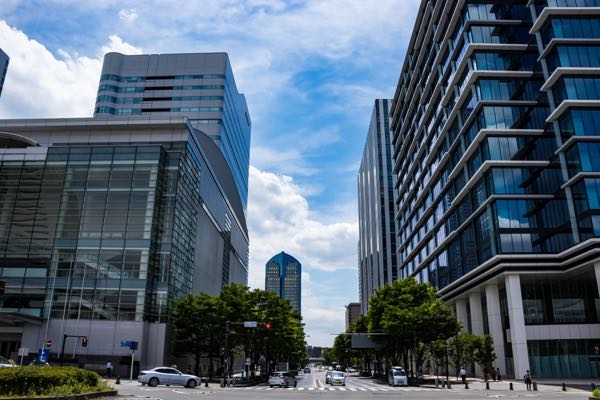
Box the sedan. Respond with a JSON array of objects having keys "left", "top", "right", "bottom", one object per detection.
[
  {"left": 268, "top": 372, "right": 296, "bottom": 388},
  {"left": 330, "top": 371, "right": 346, "bottom": 386},
  {"left": 138, "top": 367, "right": 201, "bottom": 388}
]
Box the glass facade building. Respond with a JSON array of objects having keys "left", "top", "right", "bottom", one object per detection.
[
  {"left": 94, "top": 52, "right": 251, "bottom": 210},
  {"left": 0, "top": 49, "right": 9, "bottom": 97},
  {"left": 265, "top": 252, "right": 301, "bottom": 315},
  {"left": 0, "top": 117, "right": 249, "bottom": 370},
  {"left": 390, "top": 0, "right": 600, "bottom": 378},
  {"left": 358, "top": 99, "right": 398, "bottom": 313}
]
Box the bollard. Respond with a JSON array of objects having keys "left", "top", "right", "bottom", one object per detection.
[
  {"left": 562, "top": 383, "right": 566, "bottom": 392},
  {"left": 205, "top": 379, "right": 209, "bottom": 388},
  {"left": 115, "top": 376, "right": 120, "bottom": 385},
  {"left": 533, "top": 381, "right": 537, "bottom": 391},
  {"left": 465, "top": 381, "right": 469, "bottom": 389},
  {"left": 447, "top": 380, "right": 451, "bottom": 389},
  {"left": 486, "top": 381, "right": 490, "bottom": 390},
  {"left": 592, "top": 383, "right": 596, "bottom": 391},
  {"left": 220, "top": 377, "right": 224, "bottom": 387},
  {"left": 509, "top": 382, "right": 513, "bottom": 390}
]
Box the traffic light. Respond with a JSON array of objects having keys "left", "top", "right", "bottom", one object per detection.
[
  {"left": 258, "top": 322, "right": 271, "bottom": 330},
  {"left": 265, "top": 322, "right": 271, "bottom": 330},
  {"left": 81, "top": 337, "right": 88, "bottom": 347}
]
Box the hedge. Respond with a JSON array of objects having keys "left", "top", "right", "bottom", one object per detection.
[{"left": 0, "top": 367, "right": 107, "bottom": 397}]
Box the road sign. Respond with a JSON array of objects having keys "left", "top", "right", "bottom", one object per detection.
[
  {"left": 37, "top": 348, "right": 49, "bottom": 363},
  {"left": 18, "top": 347, "right": 29, "bottom": 356},
  {"left": 129, "top": 341, "right": 138, "bottom": 351},
  {"left": 45, "top": 339, "right": 52, "bottom": 348},
  {"left": 243, "top": 321, "right": 257, "bottom": 328},
  {"left": 120, "top": 340, "right": 131, "bottom": 347},
  {"left": 245, "top": 357, "right": 251, "bottom": 365}
]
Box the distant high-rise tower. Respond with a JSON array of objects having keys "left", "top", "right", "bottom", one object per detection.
[
  {"left": 358, "top": 99, "right": 397, "bottom": 314},
  {"left": 265, "top": 252, "right": 301, "bottom": 314},
  {"left": 94, "top": 52, "right": 251, "bottom": 208},
  {"left": 0, "top": 49, "right": 9, "bottom": 97}
]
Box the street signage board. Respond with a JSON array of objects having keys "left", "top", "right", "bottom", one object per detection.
[
  {"left": 243, "top": 321, "right": 257, "bottom": 328},
  {"left": 245, "top": 357, "right": 251, "bottom": 365},
  {"left": 37, "top": 348, "right": 49, "bottom": 363},
  {"left": 129, "top": 341, "right": 138, "bottom": 351},
  {"left": 18, "top": 347, "right": 29, "bottom": 356},
  {"left": 120, "top": 340, "right": 131, "bottom": 347}
]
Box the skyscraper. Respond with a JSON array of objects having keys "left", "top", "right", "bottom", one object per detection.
[
  {"left": 0, "top": 116, "right": 249, "bottom": 367},
  {"left": 391, "top": 0, "right": 600, "bottom": 379},
  {"left": 358, "top": 99, "right": 397, "bottom": 313},
  {"left": 94, "top": 52, "right": 251, "bottom": 209},
  {"left": 345, "top": 302, "right": 361, "bottom": 331},
  {"left": 0, "top": 49, "right": 9, "bottom": 97},
  {"left": 265, "top": 252, "right": 301, "bottom": 314}
]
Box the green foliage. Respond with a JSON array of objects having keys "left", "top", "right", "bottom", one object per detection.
[
  {"left": 322, "top": 348, "right": 335, "bottom": 365},
  {"left": 592, "top": 388, "right": 600, "bottom": 397},
  {"left": 0, "top": 366, "right": 109, "bottom": 397},
  {"left": 448, "top": 332, "right": 479, "bottom": 374},
  {"left": 172, "top": 284, "right": 306, "bottom": 375},
  {"left": 474, "top": 335, "right": 496, "bottom": 375}
]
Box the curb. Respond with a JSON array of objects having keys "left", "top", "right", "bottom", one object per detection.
[{"left": 0, "top": 390, "right": 117, "bottom": 400}]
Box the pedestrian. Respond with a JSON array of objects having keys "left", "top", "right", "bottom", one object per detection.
[
  {"left": 105, "top": 360, "right": 113, "bottom": 378},
  {"left": 524, "top": 370, "right": 532, "bottom": 391},
  {"left": 497, "top": 368, "right": 502, "bottom": 381},
  {"left": 491, "top": 366, "right": 497, "bottom": 381},
  {"left": 459, "top": 366, "right": 467, "bottom": 384}
]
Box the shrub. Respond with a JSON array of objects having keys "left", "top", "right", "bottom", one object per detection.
[
  {"left": 592, "top": 388, "right": 600, "bottom": 398},
  {"left": 0, "top": 366, "right": 109, "bottom": 397}
]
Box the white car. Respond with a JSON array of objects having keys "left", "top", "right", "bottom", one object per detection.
[
  {"left": 138, "top": 367, "right": 201, "bottom": 388},
  {"left": 268, "top": 371, "right": 296, "bottom": 388},
  {"left": 0, "top": 356, "right": 15, "bottom": 368},
  {"left": 388, "top": 367, "right": 408, "bottom": 386}
]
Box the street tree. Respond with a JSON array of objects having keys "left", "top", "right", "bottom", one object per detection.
[
  {"left": 368, "top": 277, "right": 460, "bottom": 373},
  {"left": 474, "top": 335, "right": 496, "bottom": 378},
  {"left": 448, "top": 332, "right": 479, "bottom": 378}
]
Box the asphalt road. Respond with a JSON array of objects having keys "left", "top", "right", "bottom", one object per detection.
[{"left": 108, "top": 369, "right": 591, "bottom": 399}]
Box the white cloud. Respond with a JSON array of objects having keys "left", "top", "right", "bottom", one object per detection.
[
  {"left": 101, "top": 34, "right": 143, "bottom": 56},
  {"left": 0, "top": 21, "right": 141, "bottom": 118},
  {"left": 247, "top": 165, "right": 358, "bottom": 275},
  {"left": 118, "top": 8, "right": 138, "bottom": 23}
]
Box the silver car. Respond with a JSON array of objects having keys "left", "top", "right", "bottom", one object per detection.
[
  {"left": 330, "top": 371, "right": 346, "bottom": 386},
  {"left": 268, "top": 371, "right": 296, "bottom": 388},
  {"left": 138, "top": 367, "right": 201, "bottom": 388}
]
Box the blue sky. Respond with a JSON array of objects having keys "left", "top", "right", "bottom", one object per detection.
[{"left": 0, "top": 0, "right": 420, "bottom": 347}]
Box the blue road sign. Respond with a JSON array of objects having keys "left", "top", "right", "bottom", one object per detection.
[
  {"left": 129, "top": 341, "right": 138, "bottom": 351},
  {"left": 120, "top": 340, "right": 131, "bottom": 347},
  {"left": 37, "top": 348, "right": 49, "bottom": 363}
]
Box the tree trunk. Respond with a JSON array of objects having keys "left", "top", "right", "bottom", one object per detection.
[
  {"left": 209, "top": 356, "right": 214, "bottom": 380},
  {"left": 194, "top": 351, "right": 200, "bottom": 377}
]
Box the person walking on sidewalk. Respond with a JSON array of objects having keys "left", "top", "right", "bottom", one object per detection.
[
  {"left": 491, "top": 366, "right": 497, "bottom": 381},
  {"left": 460, "top": 367, "right": 467, "bottom": 384},
  {"left": 104, "top": 360, "right": 113, "bottom": 378},
  {"left": 524, "top": 370, "right": 532, "bottom": 391}
]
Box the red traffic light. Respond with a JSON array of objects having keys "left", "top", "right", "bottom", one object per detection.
[
  {"left": 265, "top": 323, "right": 271, "bottom": 330},
  {"left": 81, "top": 337, "right": 88, "bottom": 347},
  {"left": 45, "top": 339, "right": 52, "bottom": 348}
]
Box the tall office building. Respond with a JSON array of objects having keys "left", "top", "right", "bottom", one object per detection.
[
  {"left": 391, "top": 0, "right": 600, "bottom": 379},
  {"left": 265, "top": 252, "right": 301, "bottom": 314},
  {"left": 94, "top": 52, "right": 251, "bottom": 209},
  {"left": 345, "top": 302, "right": 361, "bottom": 331},
  {"left": 0, "top": 49, "right": 9, "bottom": 97},
  {"left": 0, "top": 116, "right": 249, "bottom": 369},
  {"left": 358, "top": 99, "right": 398, "bottom": 313}
]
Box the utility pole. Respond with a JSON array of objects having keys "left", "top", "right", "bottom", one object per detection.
[{"left": 223, "top": 321, "right": 230, "bottom": 387}]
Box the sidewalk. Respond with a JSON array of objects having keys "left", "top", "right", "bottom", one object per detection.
[{"left": 419, "top": 375, "right": 595, "bottom": 392}]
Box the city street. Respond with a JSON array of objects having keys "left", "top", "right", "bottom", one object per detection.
[{"left": 108, "top": 369, "right": 592, "bottom": 399}]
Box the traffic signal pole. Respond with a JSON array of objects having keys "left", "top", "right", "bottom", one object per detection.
[{"left": 59, "top": 334, "right": 87, "bottom": 366}]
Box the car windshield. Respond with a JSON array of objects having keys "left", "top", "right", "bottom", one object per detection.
[
  {"left": 332, "top": 372, "right": 344, "bottom": 377},
  {"left": 0, "top": 356, "right": 11, "bottom": 364},
  {"left": 272, "top": 373, "right": 283, "bottom": 377},
  {"left": 393, "top": 370, "right": 405, "bottom": 376}
]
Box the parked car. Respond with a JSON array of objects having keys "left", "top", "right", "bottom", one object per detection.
[
  {"left": 325, "top": 370, "right": 333, "bottom": 384},
  {"left": 138, "top": 367, "right": 201, "bottom": 388},
  {"left": 268, "top": 371, "right": 296, "bottom": 388},
  {"left": 388, "top": 367, "right": 408, "bottom": 387},
  {"left": 330, "top": 371, "right": 346, "bottom": 386},
  {"left": 0, "top": 356, "right": 15, "bottom": 368},
  {"left": 303, "top": 367, "right": 311, "bottom": 373}
]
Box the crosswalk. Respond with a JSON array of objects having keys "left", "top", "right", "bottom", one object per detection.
[{"left": 231, "top": 386, "right": 437, "bottom": 392}]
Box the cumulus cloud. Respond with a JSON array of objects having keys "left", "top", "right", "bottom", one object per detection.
[
  {"left": 247, "top": 166, "right": 358, "bottom": 275},
  {"left": 0, "top": 21, "right": 141, "bottom": 118},
  {"left": 118, "top": 8, "right": 138, "bottom": 23}
]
